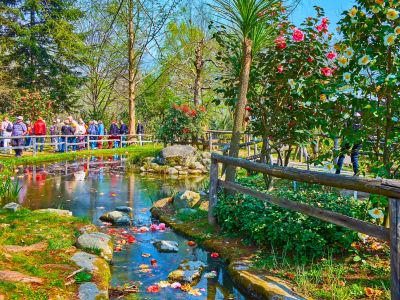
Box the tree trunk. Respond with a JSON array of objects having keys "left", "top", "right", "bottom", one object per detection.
[
  {"left": 193, "top": 39, "right": 204, "bottom": 107},
  {"left": 128, "top": 0, "right": 136, "bottom": 135},
  {"left": 225, "top": 37, "right": 253, "bottom": 184},
  {"left": 261, "top": 135, "right": 274, "bottom": 191}
]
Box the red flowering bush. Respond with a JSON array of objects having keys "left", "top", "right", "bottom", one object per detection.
[
  {"left": 157, "top": 103, "right": 207, "bottom": 144},
  {"left": 11, "top": 90, "right": 54, "bottom": 122}
]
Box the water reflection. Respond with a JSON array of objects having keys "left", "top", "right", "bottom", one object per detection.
[{"left": 16, "top": 156, "right": 247, "bottom": 300}]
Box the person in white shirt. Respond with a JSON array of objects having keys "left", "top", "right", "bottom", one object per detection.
[
  {"left": 76, "top": 120, "right": 87, "bottom": 150},
  {"left": 1, "top": 116, "right": 13, "bottom": 154}
]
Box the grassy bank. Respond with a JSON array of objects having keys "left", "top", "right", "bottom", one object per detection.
[
  {"left": 0, "top": 145, "right": 162, "bottom": 177},
  {"left": 0, "top": 209, "right": 91, "bottom": 299}
]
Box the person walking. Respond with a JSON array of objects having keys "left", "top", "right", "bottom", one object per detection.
[
  {"left": 49, "top": 120, "right": 57, "bottom": 151},
  {"left": 61, "top": 120, "right": 74, "bottom": 152},
  {"left": 55, "top": 118, "right": 63, "bottom": 152},
  {"left": 76, "top": 120, "right": 87, "bottom": 150},
  {"left": 335, "top": 112, "right": 362, "bottom": 176},
  {"left": 25, "top": 121, "right": 33, "bottom": 150},
  {"left": 108, "top": 120, "right": 119, "bottom": 149},
  {"left": 11, "top": 116, "right": 27, "bottom": 157},
  {"left": 97, "top": 120, "right": 105, "bottom": 149},
  {"left": 67, "top": 116, "right": 78, "bottom": 151},
  {"left": 1, "top": 116, "right": 13, "bottom": 154},
  {"left": 119, "top": 120, "right": 129, "bottom": 147},
  {"left": 33, "top": 117, "right": 46, "bottom": 152},
  {"left": 136, "top": 120, "right": 144, "bottom": 146},
  {"left": 88, "top": 121, "right": 98, "bottom": 149}
]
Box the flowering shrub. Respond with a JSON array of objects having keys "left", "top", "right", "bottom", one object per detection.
[
  {"left": 214, "top": 177, "right": 368, "bottom": 262},
  {"left": 157, "top": 103, "right": 207, "bottom": 144},
  {"left": 11, "top": 90, "right": 54, "bottom": 122}
]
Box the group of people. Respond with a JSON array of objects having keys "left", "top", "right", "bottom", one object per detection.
[{"left": 0, "top": 116, "right": 145, "bottom": 157}]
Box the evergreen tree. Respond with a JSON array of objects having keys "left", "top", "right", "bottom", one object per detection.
[{"left": 0, "top": 0, "right": 85, "bottom": 112}]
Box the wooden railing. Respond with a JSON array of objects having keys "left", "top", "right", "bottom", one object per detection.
[{"left": 208, "top": 153, "right": 400, "bottom": 299}]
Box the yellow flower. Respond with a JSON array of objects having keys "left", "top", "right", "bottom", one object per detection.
[
  {"left": 344, "top": 47, "right": 354, "bottom": 58},
  {"left": 375, "top": 0, "right": 384, "bottom": 5},
  {"left": 395, "top": 26, "right": 400, "bottom": 35},
  {"left": 384, "top": 33, "right": 396, "bottom": 45},
  {"left": 349, "top": 7, "right": 358, "bottom": 17},
  {"left": 387, "top": 8, "right": 399, "bottom": 20},
  {"left": 338, "top": 56, "right": 349, "bottom": 67},
  {"left": 358, "top": 55, "right": 371, "bottom": 65},
  {"left": 334, "top": 44, "right": 341, "bottom": 51},
  {"left": 343, "top": 72, "right": 351, "bottom": 83},
  {"left": 369, "top": 208, "right": 384, "bottom": 219},
  {"left": 323, "top": 161, "right": 334, "bottom": 172},
  {"left": 358, "top": 232, "right": 369, "bottom": 243}
]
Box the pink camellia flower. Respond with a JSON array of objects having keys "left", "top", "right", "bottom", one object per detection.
[
  {"left": 292, "top": 28, "right": 305, "bottom": 42},
  {"left": 326, "top": 52, "right": 337, "bottom": 60},
  {"left": 320, "top": 67, "right": 333, "bottom": 77},
  {"left": 158, "top": 223, "right": 166, "bottom": 230},
  {"left": 307, "top": 57, "right": 314, "bottom": 63},
  {"left": 149, "top": 224, "right": 159, "bottom": 231},
  {"left": 321, "top": 17, "right": 329, "bottom": 24},
  {"left": 274, "top": 36, "right": 287, "bottom": 49},
  {"left": 277, "top": 65, "right": 284, "bottom": 73},
  {"left": 316, "top": 23, "right": 328, "bottom": 33}
]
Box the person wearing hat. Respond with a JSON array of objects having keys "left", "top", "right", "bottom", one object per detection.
[
  {"left": 11, "top": 116, "right": 27, "bottom": 157},
  {"left": 335, "top": 112, "right": 362, "bottom": 175}
]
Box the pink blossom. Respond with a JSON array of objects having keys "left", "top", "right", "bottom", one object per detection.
[
  {"left": 277, "top": 65, "right": 284, "bottom": 73},
  {"left": 320, "top": 67, "right": 333, "bottom": 77},
  {"left": 307, "top": 57, "right": 314, "bottom": 63},
  {"left": 275, "top": 36, "right": 287, "bottom": 49},
  {"left": 316, "top": 23, "right": 328, "bottom": 33},
  {"left": 292, "top": 28, "right": 305, "bottom": 42},
  {"left": 326, "top": 52, "right": 337, "bottom": 60},
  {"left": 321, "top": 17, "right": 329, "bottom": 24},
  {"left": 158, "top": 223, "right": 166, "bottom": 230},
  {"left": 171, "top": 282, "right": 181, "bottom": 289},
  {"left": 150, "top": 224, "right": 159, "bottom": 231}
]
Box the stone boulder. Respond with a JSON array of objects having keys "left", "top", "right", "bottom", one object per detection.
[
  {"left": 168, "top": 260, "right": 206, "bottom": 285},
  {"left": 158, "top": 145, "right": 197, "bottom": 166},
  {"left": 115, "top": 206, "right": 133, "bottom": 213},
  {"left": 167, "top": 167, "right": 178, "bottom": 175},
  {"left": 152, "top": 240, "right": 179, "bottom": 253},
  {"left": 99, "top": 211, "right": 131, "bottom": 226},
  {"left": 76, "top": 232, "right": 113, "bottom": 261},
  {"left": 78, "top": 282, "right": 108, "bottom": 300},
  {"left": 3, "top": 202, "right": 21, "bottom": 212},
  {"left": 173, "top": 191, "right": 201, "bottom": 210}
]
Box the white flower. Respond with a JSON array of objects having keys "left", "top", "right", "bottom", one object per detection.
[
  {"left": 358, "top": 232, "right": 369, "bottom": 243},
  {"left": 343, "top": 72, "right": 351, "bottom": 83},
  {"left": 344, "top": 47, "right": 354, "bottom": 58},
  {"left": 337, "top": 56, "right": 349, "bottom": 67},
  {"left": 384, "top": 33, "right": 396, "bottom": 46},
  {"left": 358, "top": 55, "right": 371, "bottom": 66},
  {"left": 369, "top": 208, "right": 384, "bottom": 219},
  {"left": 349, "top": 7, "right": 358, "bottom": 18},
  {"left": 395, "top": 26, "right": 400, "bottom": 35},
  {"left": 323, "top": 162, "right": 336, "bottom": 173},
  {"left": 288, "top": 79, "right": 296, "bottom": 89},
  {"left": 387, "top": 8, "right": 399, "bottom": 20}
]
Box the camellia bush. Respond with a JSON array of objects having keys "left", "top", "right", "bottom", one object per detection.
[
  {"left": 11, "top": 90, "right": 54, "bottom": 122},
  {"left": 156, "top": 103, "right": 207, "bottom": 144},
  {"left": 327, "top": 0, "right": 400, "bottom": 178}
]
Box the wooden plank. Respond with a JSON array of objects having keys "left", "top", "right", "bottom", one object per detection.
[
  {"left": 390, "top": 198, "right": 400, "bottom": 299},
  {"left": 212, "top": 153, "right": 400, "bottom": 199},
  {"left": 208, "top": 158, "right": 219, "bottom": 225},
  {"left": 219, "top": 180, "right": 390, "bottom": 241}
]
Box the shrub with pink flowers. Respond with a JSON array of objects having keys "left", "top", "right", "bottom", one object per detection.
[
  {"left": 156, "top": 103, "right": 207, "bottom": 144},
  {"left": 11, "top": 90, "right": 54, "bottom": 122}
]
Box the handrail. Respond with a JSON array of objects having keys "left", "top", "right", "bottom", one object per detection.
[{"left": 208, "top": 153, "right": 400, "bottom": 299}]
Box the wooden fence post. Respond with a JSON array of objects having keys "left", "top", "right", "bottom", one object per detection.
[
  {"left": 208, "top": 132, "right": 212, "bottom": 151},
  {"left": 208, "top": 158, "right": 219, "bottom": 225},
  {"left": 32, "top": 138, "right": 37, "bottom": 156},
  {"left": 86, "top": 135, "right": 90, "bottom": 150},
  {"left": 390, "top": 197, "right": 400, "bottom": 300}
]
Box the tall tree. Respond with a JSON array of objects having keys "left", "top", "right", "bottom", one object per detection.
[
  {"left": 0, "top": 0, "right": 85, "bottom": 112},
  {"left": 212, "top": 0, "right": 277, "bottom": 183}
]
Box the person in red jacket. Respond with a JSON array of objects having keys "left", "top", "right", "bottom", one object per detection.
[{"left": 33, "top": 117, "right": 47, "bottom": 152}]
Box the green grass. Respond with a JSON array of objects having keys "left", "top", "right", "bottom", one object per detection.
[
  {"left": 0, "top": 144, "right": 162, "bottom": 177},
  {"left": 0, "top": 209, "right": 90, "bottom": 299}
]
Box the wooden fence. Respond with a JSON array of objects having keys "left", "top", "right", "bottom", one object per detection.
[{"left": 208, "top": 153, "right": 400, "bottom": 299}]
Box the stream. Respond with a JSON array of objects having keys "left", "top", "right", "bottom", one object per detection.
[{"left": 15, "top": 155, "right": 248, "bottom": 300}]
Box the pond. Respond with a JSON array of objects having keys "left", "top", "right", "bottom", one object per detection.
[{"left": 15, "top": 155, "right": 248, "bottom": 300}]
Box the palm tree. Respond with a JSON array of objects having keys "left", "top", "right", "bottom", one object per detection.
[{"left": 212, "top": 0, "right": 278, "bottom": 183}]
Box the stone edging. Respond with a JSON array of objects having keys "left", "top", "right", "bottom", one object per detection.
[{"left": 150, "top": 206, "right": 311, "bottom": 300}]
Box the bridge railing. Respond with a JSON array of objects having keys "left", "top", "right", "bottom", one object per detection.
[
  {"left": 0, "top": 133, "right": 154, "bottom": 156},
  {"left": 208, "top": 153, "right": 400, "bottom": 299}
]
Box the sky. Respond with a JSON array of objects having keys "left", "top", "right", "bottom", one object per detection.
[{"left": 290, "top": 0, "right": 356, "bottom": 27}]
